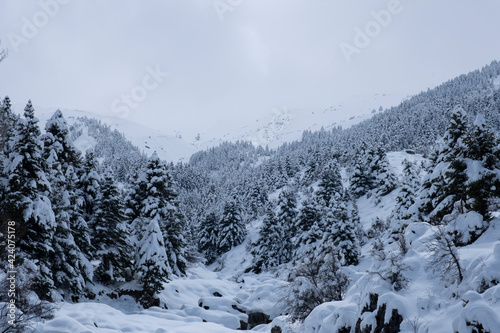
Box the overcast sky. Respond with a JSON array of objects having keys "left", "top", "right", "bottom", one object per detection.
[{"left": 1, "top": 0, "right": 500, "bottom": 136}]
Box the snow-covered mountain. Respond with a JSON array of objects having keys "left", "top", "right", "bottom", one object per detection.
[
  {"left": 11, "top": 105, "right": 196, "bottom": 163},
  {"left": 14, "top": 91, "right": 406, "bottom": 163}
]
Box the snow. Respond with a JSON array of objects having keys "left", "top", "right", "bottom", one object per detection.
[
  {"left": 29, "top": 142, "right": 500, "bottom": 333},
  {"left": 14, "top": 93, "right": 405, "bottom": 163},
  {"left": 493, "top": 75, "right": 500, "bottom": 89},
  {"left": 36, "top": 302, "right": 238, "bottom": 333}
]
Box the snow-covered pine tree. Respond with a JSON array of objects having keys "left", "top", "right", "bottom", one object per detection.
[
  {"left": 146, "top": 153, "right": 187, "bottom": 276},
  {"left": 370, "top": 146, "right": 397, "bottom": 197},
  {"left": 0, "top": 96, "right": 17, "bottom": 153},
  {"left": 418, "top": 107, "right": 500, "bottom": 245},
  {"left": 348, "top": 198, "right": 365, "bottom": 246},
  {"left": 246, "top": 181, "right": 267, "bottom": 219},
  {"left": 463, "top": 114, "right": 500, "bottom": 220},
  {"left": 66, "top": 165, "right": 94, "bottom": 285},
  {"left": 319, "top": 194, "right": 360, "bottom": 266},
  {"left": 129, "top": 152, "right": 187, "bottom": 284},
  {"left": 251, "top": 204, "right": 285, "bottom": 273},
  {"left": 42, "top": 110, "right": 93, "bottom": 293},
  {"left": 78, "top": 150, "right": 101, "bottom": 227},
  {"left": 390, "top": 159, "right": 420, "bottom": 237},
  {"left": 1, "top": 101, "right": 56, "bottom": 300},
  {"left": 198, "top": 212, "right": 220, "bottom": 265},
  {"left": 275, "top": 190, "right": 297, "bottom": 261},
  {"left": 136, "top": 215, "right": 172, "bottom": 296},
  {"left": 51, "top": 183, "right": 86, "bottom": 296},
  {"left": 218, "top": 200, "right": 246, "bottom": 253},
  {"left": 315, "top": 160, "right": 343, "bottom": 207},
  {"left": 293, "top": 199, "right": 325, "bottom": 263},
  {"left": 294, "top": 199, "right": 322, "bottom": 246},
  {"left": 418, "top": 106, "right": 470, "bottom": 223},
  {"left": 350, "top": 144, "right": 374, "bottom": 198},
  {"left": 93, "top": 169, "right": 133, "bottom": 284}
]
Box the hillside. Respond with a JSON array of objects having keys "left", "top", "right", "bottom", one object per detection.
[{"left": 2, "top": 61, "right": 500, "bottom": 333}]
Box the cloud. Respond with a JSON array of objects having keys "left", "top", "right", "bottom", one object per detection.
[{"left": 1, "top": 0, "right": 500, "bottom": 137}]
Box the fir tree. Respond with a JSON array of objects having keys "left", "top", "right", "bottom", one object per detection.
[
  {"left": 319, "top": 195, "right": 360, "bottom": 266},
  {"left": 315, "top": 161, "right": 343, "bottom": 206},
  {"left": 294, "top": 199, "right": 322, "bottom": 247},
  {"left": 50, "top": 178, "right": 85, "bottom": 296},
  {"left": 93, "top": 169, "right": 133, "bottom": 284},
  {"left": 0, "top": 96, "right": 17, "bottom": 153},
  {"left": 419, "top": 106, "right": 470, "bottom": 222},
  {"left": 218, "top": 200, "right": 246, "bottom": 253},
  {"left": 251, "top": 204, "right": 285, "bottom": 272},
  {"left": 78, "top": 150, "right": 101, "bottom": 226},
  {"left": 418, "top": 108, "right": 500, "bottom": 244},
  {"left": 463, "top": 114, "right": 500, "bottom": 220},
  {"left": 390, "top": 160, "right": 420, "bottom": 236},
  {"left": 2, "top": 101, "right": 56, "bottom": 300},
  {"left": 350, "top": 144, "right": 374, "bottom": 198},
  {"left": 136, "top": 216, "right": 172, "bottom": 296},
  {"left": 198, "top": 212, "right": 220, "bottom": 265},
  {"left": 275, "top": 190, "right": 297, "bottom": 259},
  {"left": 129, "top": 152, "right": 187, "bottom": 286},
  {"left": 370, "top": 146, "right": 397, "bottom": 196},
  {"left": 42, "top": 110, "right": 92, "bottom": 292}
]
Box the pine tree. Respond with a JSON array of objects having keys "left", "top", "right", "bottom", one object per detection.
[
  {"left": 145, "top": 153, "right": 187, "bottom": 276},
  {"left": 316, "top": 161, "right": 343, "bottom": 206},
  {"left": 42, "top": 110, "right": 92, "bottom": 293},
  {"left": 78, "top": 150, "right": 101, "bottom": 226},
  {"left": 129, "top": 152, "right": 187, "bottom": 288},
  {"left": 136, "top": 216, "right": 172, "bottom": 296},
  {"left": 370, "top": 146, "right": 397, "bottom": 196},
  {"left": 251, "top": 204, "right": 285, "bottom": 272},
  {"left": 418, "top": 108, "right": 500, "bottom": 244},
  {"left": 464, "top": 114, "right": 500, "bottom": 220},
  {"left": 1, "top": 101, "right": 56, "bottom": 300},
  {"left": 440, "top": 106, "right": 468, "bottom": 162},
  {"left": 218, "top": 201, "right": 246, "bottom": 253},
  {"left": 350, "top": 144, "right": 374, "bottom": 198},
  {"left": 349, "top": 199, "right": 365, "bottom": 245},
  {"left": 294, "top": 199, "right": 322, "bottom": 246},
  {"left": 0, "top": 96, "right": 17, "bottom": 153},
  {"left": 390, "top": 160, "right": 420, "bottom": 236},
  {"left": 93, "top": 169, "right": 133, "bottom": 284},
  {"left": 419, "top": 106, "right": 470, "bottom": 222},
  {"left": 50, "top": 177, "right": 85, "bottom": 296},
  {"left": 275, "top": 190, "right": 297, "bottom": 260},
  {"left": 198, "top": 212, "right": 220, "bottom": 265},
  {"left": 319, "top": 195, "right": 360, "bottom": 266}
]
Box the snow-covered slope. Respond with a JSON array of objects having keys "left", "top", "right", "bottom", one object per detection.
[
  {"left": 194, "top": 93, "right": 408, "bottom": 150},
  {"left": 32, "top": 150, "right": 500, "bottom": 332},
  {"left": 13, "top": 92, "right": 406, "bottom": 163},
  {"left": 12, "top": 104, "right": 197, "bottom": 163}
]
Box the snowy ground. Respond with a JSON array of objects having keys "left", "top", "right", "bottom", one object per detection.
[
  {"left": 35, "top": 151, "right": 500, "bottom": 332},
  {"left": 35, "top": 264, "right": 287, "bottom": 333},
  {"left": 35, "top": 219, "right": 288, "bottom": 333}
]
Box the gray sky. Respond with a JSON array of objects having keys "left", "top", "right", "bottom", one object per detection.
[{"left": 1, "top": 0, "right": 500, "bottom": 136}]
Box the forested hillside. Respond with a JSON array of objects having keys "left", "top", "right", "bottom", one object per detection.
[{"left": 2, "top": 61, "right": 500, "bottom": 332}]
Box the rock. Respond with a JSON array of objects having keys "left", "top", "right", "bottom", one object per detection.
[
  {"left": 271, "top": 326, "right": 282, "bottom": 333},
  {"left": 248, "top": 311, "right": 271, "bottom": 329}
]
